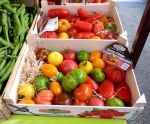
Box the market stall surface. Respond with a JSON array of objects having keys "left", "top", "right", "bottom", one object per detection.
[{"left": 116, "top": 1, "right": 150, "bottom": 124}]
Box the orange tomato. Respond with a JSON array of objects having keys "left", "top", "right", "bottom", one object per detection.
[
  {"left": 91, "top": 36, "right": 101, "bottom": 39},
  {"left": 89, "top": 50, "right": 102, "bottom": 62},
  {"left": 49, "top": 81, "right": 62, "bottom": 96},
  {"left": 92, "top": 58, "right": 106, "bottom": 70},
  {"left": 101, "top": 16, "right": 108, "bottom": 24},
  {"left": 57, "top": 19, "right": 71, "bottom": 33},
  {"left": 41, "top": 64, "right": 58, "bottom": 78},
  {"left": 73, "top": 101, "right": 87, "bottom": 106},
  {"left": 96, "top": 32, "right": 106, "bottom": 39},
  {"left": 18, "top": 99, "right": 35, "bottom": 104}
]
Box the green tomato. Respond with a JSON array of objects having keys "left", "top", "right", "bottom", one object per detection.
[
  {"left": 62, "top": 69, "right": 87, "bottom": 92},
  {"left": 106, "top": 98, "right": 125, "bottom": 107},
  {"left": 55, "top": 71, "right": 64, "bottom": 83},
  {"left": 34, "top": 75, "right": 49, "bottom": 91},
  {"left": 77, "top": 50, "right": 89, "bottom": 63},
  {"left": 90, "top": 68, "right": 105, "bottom": 83}
]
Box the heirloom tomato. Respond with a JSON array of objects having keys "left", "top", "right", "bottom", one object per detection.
[
  {"left": 53, "top": 92, "right": 72, "bottom": 105},
  {"left": 66, "top": 28, "right": 77, "bottom": 38},
  {"left": 77, "top": 8, "right": 89, "bottom": 20},
  {"left": 106, "top": 97, "right": 125, "bottom": 107},
  {"left": 75, "top": 32, "right": 95, "bottom": 39},
  {"left": 57, "top": 19, "right": 71, "bottom": 33},
  {"left": 92, "top": 58, "right": 105, "bottom": 70},
  {"left": 90, "top": 68, "right": 105, "bottom": 83},
  {"left": 35, "top": 48, "right": 50, "bottom": 62},
  {"left": 77, "top": 50, "right": 89, "bottom": 63},
  {"left": 47, "top": 51, "right": 63, "bottom": 66},
  {"left": 104, "top": 65, "right": 126, "bottom": 83},
  {"left": 41, "top": 64, "right": 58, "bottom": 78},
  {"left": 62, "top": 69, "right": 87, "bottom": 92},
  {"left": 73, "top": 84, "right": 92, "bottom": 102},
  {"left": 59, "top": 59, "right": 78, "bottom": 75},
  {"left": 115, "top": 82, "right": 131, "bottom": 105},
  {"left": 84, "top": 76, "right": 99, "bottom": 92},
  {"left": 35, "top": 90, "right": 54, "bottom": 105},
  {"left": 48, "top": 8, "right": 70, "bottom": 18},
  {"left": 87, "top": 98, "right": 104, "bottom": 106},
  {"left": 40, "top": 31, "right": 57, "bottom": 38},
  {"left": 33, "top": 75, "right": 49, "bottom": 92},
  {"left": 61, "top": 48, "right": 76, "bottom": 61},
  {"left": 79, "top": 61, "right": 93, "bottom": 74},
  {"left": 73, "top": 101, "right": 87, "bottom": 106},
  {"left": 17, "top": 84, "right": 35, "bottom": 99},
  {"left": 49, "top": 81, "right": 62, "bottom": 96},
  {"left": 97, "top": 79, "right": 114, "bottom": 99},
  {"left": 55, "top": 71, "right": 64, "bottom": 83},
  {"left": 90, "top": 20, "right": 104, "bottom": 34},
  {"left": 89, "top": 50, "right": 102, "bottom": 62}
]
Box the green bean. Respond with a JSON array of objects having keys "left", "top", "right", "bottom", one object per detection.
[
  {"left": 19, "top": 33, "right": 25, "bottom": 50},
  {"left": 20, "top": 12, "right": 25, "bottom": 34},
  {"left": 0, "top": 0, "right": 9, "bottom": 6},
  {"left": 0, "top": 59, "right": 7, "bottom": 70},
  {"left": 0, "top": 59, "right": 15, "bottom": 90},
  {"left": 2, "top": 4, "right": 16, "bottom": 13},
  {"left": 0, "top": 37, "right": 14, "bottom": 49},
  {"left": 0, "top": 49, "right": 6, "bottom": 55},
  {"left": 0, "top": 26, "right": 2, "bottom": 33},
  {"left": 12, "top": 42, "right": 19, "bottom": 56},
  {"left": 0, "top": 46, "right": 9, "bottom": 52},
  {"left": 7, "top": 16, "right": 12, "bottom": 29},
  {"left": 0, "top": 59, "right": 11, "bottom": 77},
  {"left": 9, "top": 3, "right": 21, "bottom": 7},
  {"left": 17, "top": 4, "right": 25, "bottom": 16},
  {"left": 12, "top": 14, "right": 21, "bottom": 36}
]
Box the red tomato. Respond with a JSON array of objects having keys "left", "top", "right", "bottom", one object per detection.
[
  {"left": 40, "top": 31, "right": 57, "bottom": 38},
  {"left": 87, "top": 98, "right": 104, "bottom": 106},
  {"left": 64, "top": 14, "right": 80, "bottom": 23},
  {"left": 73, "top": 84, "right": 93, "bottom": 102},
  {"left": 72, "top": 21, "right": 93, "bottom": 32},
  {"left": 104, "top": 65, "right": 126, "bottom": 83},
  {"left": 48, "top": 8, "right": 70, "bottom": 18},
  {"left": 73, "top": 101, "right": 87, "bottom": 106},
  {"left": 66, "top": 28, "right": 78, "bottom": 38},
  {"left": 35, "top": 90, "right": 54, "bottom": 105},
  {"left": 75, "top": 32, "right": 95, "bottom": 39},
  {"left": 90, "top": 21, "right": 104, "bottom": 34},
  {"left": 59, "top": 59, "right": 78, "bottom": 75},
  {"left": 61, "top": 48, "right": 76, "bottom": 61},
  {"left": 115, "top": 82, "right": 131, "bottom": 105},
  {"left": 77, "top": 8, "right": 89, "bottom": 20},
  {"left": 85, "top": 13, "right": 102, "bottom": 22},
  {"left": 84, "top": 76, "right": 99, "bottom": 91},
  {"left": 97, "top": 79, "right": 114, "bottom": 99}
]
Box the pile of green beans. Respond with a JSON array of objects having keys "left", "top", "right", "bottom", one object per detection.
[{"left": 0, "top": 0, "right": 37, "bottom": 92}]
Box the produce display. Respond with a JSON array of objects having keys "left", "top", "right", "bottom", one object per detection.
[
  {"left": 37, "top": 7, "right": 118, "bottom": 39},
  {"left": 17, "top": 44, "right": 132, "bottom": 107},
  {"left": 63, "top": 0, "right": 109, "bottom": 3},
  {"left": 0, "top": 0, "right": 38, "bottom": 92}
]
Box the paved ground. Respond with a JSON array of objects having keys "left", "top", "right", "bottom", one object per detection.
[{"left": 116, "top": 2, "right": 150, "bottom": 124}]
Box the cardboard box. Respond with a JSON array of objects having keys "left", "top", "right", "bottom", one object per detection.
[
  {"left": 2, "top": 36, "right": 146, "bottom": 120},
  {"left": 26, "top": 0, "right": 126, "bottom": 43}
]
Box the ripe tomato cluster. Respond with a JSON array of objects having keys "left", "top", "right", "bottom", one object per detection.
[
  {"left": 17, "top": 47, "right": 132, "bottom": 107},
  {"left": 38, "top": 7, "right": 118, "bottom": 39}
]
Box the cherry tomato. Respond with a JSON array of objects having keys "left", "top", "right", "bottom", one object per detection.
[
  {"left": 41, "top": 64, "right": 58, "bottom": 78},
  {"left": 92, "top": 58, "right": 106, "bottom": 70},
  {"left": 73, "top": 101, "right": 87, "bottom": 106},
  {"left": 48, "top": 51, "right": 63, "bottom": 66},
  {"left": 79, "top": 61, "right": 93, "bottom": 75},
  {"left": 77, "top": 50, "right": 89, "bottom": 63},
  {"left": 48, "top": 8, "right": 70, "bottom": 18},
  {"left": 35, "top": 48, "right": 50, "bottom": 62},
  {"left": 73, "top": 83, "right": 93, "bottom": 102},
  {"left": 72, "top": 21, "right": 93, "bottom": 32},
  {"left": 89, "top": 50, "right": 102, "bottom": 62},
  {"left": 40, "top": 31, "right": 57, "bottom": 38},
  {"left": 61, "top": 48, "right": 76, "bottom": 61},
  {"left": 87, "top": 98, "right": 104, "bottom": 106},
  {"left": 75, "top": 32, "right": 95, "bottom": 39},
  {"left": 59, "top": 59, "right": 78, "bottom": 75},
  {"left": 49, "top": 81, "right": 62, "bottom": 96},
  {"left": 66, "top": 28, "right": 77, "bottom": 38},
  {"left": 35, "top": 90, "right": 54, "bottom": 105},
  {"left": 64, "top": 14, "right": 80, "bottom": 23},
  {"left": 90, "top": 68, "right": 105, "bottom": 83},
  {"left": 115, "top": 82, "right": 131, "bottom": 105},
  {"left": 97, "top": 79, "right": 114, "bottom": 99},
  {"left": 18, "top": 99, "right": 35, "bottom": 104},
  {"left": 53, "top": 92, "right": 72, "bottom": 105},
  {"left": 77, "top": 8, "right": 89, "bottom": 20},
  {"left": 84, "top": 76, "right": 99, "bottom": 92}
]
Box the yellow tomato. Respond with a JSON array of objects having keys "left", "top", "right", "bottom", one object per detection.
[
  {"left": 58, "top": 32, "right": 69, "bottom": 39},
  {"left": 79, "top": 61, "right": 93, "bottom": 75},
  {"left": 49, "top": 81, "right": 62, "bottom": 96},
  {"left": 17, "top": 84, "right": 35, "bottom": 99},
  {"left": 91, "top": 36, "right": 101, "bottom": 39},
  {"left": 18, "top": 99, "right": 35, "bottom": 104},
  {"left": 92, "top": 58, "right": 105, "bottom": 70},
  {"left": 57, "top": 19, "right": 71, "bottom": 33},
  {"left": 48, "top": 51, "right": 63, "bottom": 66}
]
